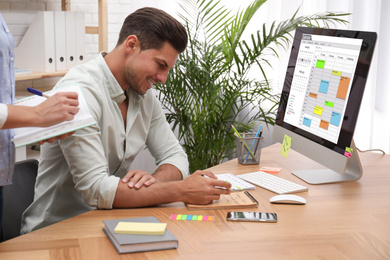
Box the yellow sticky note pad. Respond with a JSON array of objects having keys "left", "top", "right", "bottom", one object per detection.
[
  {"left": 281, "top": 134, "right": 292, "bottom": 158},
  {"left": 114, "top": 222, "right": 167, "bottom": 235}
]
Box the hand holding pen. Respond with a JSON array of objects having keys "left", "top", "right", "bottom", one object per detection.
[{"left": 26, "top": 87, "right": 80, "bottom": 127}]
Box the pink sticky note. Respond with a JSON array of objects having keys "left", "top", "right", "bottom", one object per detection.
[{"left": 344, "top": 151, "right": 352, "bottom": 158}]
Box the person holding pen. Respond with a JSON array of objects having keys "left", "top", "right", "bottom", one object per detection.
[{"left": 0, "top": 12, "right": 79, "bottom": 236}]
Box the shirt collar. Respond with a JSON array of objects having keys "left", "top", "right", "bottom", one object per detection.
[{"left": 97, "top": 52, "right": 126, "bottom": 104}]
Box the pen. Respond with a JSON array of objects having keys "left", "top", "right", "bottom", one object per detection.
[
  {"left": 231, "top": 124, "right": 257, "bottom": 161},
  {"left": 27, "top": 87, "right": 50, "bottom": 98},
  {"left": 244, "top": 125, "right": 262, "bottom": 162}
]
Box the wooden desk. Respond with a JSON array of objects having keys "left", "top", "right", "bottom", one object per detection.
[{"left": 1, "top": 144, "right": 389, "bottom": 259}]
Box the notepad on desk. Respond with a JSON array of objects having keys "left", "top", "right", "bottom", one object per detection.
[
  {"left": 114, "top": 222, "right": 167, "bottom": 235},
  {"left": 103, "top": 216, "right": 178, "bottom": 254},
  {"left": 12, "top": 84, "right": 96, "bottom": 148}
]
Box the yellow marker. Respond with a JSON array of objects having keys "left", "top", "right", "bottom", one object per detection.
[
  {"left": 281, "top": 134, "right": 292, "bottom": 158},
  {"left": 176, "top": 214, "right": 182, "bottom": 220},
  {"left": 197, "top": 215, "right": 203, "bottom": 221}
]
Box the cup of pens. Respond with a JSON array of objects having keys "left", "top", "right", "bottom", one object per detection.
[{"left": 235, "top": 132, "right": 264, "bottom": 165}]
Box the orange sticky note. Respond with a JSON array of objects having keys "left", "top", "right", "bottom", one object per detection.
[{"left": 259, "top": 167, "right": 282, "bottom": 174}]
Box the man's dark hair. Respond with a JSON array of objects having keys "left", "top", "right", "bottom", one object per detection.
[{"left": 117, "top": 7, "right": 188, "bottom": 53}]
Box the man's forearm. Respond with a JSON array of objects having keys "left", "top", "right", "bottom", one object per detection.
[
  {"left": 152, "top": 163, "right": 184, "bottom": 182},
  {"left": 112, "top": 179, "right": 183, "bottom": 208},
  {"left": 112, "top": 170, "right": 233, "bottom": 209}
]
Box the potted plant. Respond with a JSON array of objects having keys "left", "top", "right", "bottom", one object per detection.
[{"left": 156, "top": 0, "right": 349, "bottom": 173}]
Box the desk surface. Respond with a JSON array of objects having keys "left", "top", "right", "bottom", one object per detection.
[{"left": 1, "top": 144, "right": 389, "bottom": 260}]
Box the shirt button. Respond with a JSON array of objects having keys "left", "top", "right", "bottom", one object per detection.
[{"left": 10, "top": 57, "right": 14, "bottom": 61}]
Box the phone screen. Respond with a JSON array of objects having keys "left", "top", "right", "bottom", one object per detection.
[{"left": 227, "top": 211, "right": 277, "bottom": 222}]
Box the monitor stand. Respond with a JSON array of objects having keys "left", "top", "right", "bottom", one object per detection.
[{"left": 292, "top": 140, "right": 363, "bottom": 184}]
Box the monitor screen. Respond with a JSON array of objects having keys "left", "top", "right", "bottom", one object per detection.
[{"left": 273, "top": 27, "right": 377, "bottom": 184}]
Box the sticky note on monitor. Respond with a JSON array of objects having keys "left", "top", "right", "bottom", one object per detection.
[
  {"left": 114, "top": 222, "right": 167, "bottom": 235},
  {"left": 344, "top": 147, "right": 353, "bottom": 158},
  {"left": 281, "top": 134, "right": 292, "bottom": 158}
]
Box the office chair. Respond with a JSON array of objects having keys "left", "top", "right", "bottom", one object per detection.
[{"left": 1, "top": 159, "right": 38, "bottom": 242}]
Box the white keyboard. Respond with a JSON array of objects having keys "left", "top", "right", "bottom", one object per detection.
[{"left": 237, "top": 171, "right": 308, "bottom": 194}]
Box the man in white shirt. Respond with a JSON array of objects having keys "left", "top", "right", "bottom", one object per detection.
[{"left": 21, "top": 7, "right": 231, "bottom": 233}]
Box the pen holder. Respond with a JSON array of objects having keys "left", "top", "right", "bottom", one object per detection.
[{"left": 235, "top": 133, "right": 264, "bottom": 165}]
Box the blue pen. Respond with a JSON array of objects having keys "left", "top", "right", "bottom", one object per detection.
[
  {"left": 27, "top": 87, "right": 50, "bottom": 98},
  {"left": 244, "top": 125, "right": 262, "bottom": 162}
]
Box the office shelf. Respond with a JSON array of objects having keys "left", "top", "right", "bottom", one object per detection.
[
  {"left": 15, "top": 71, "right": 68, "bottom": 81},
  {"left": 15, "top": 0, "right": 107, "bottom": 82}
]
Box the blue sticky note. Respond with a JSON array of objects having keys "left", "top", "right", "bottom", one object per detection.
[
  {"left": 330, "top": 111, "right": 342, "bottom": 127},
  {"left": 303, "top": 117, "right": 312, "bottom": 127}
]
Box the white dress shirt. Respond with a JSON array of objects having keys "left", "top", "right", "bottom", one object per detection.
[{"left": 21, "top": 53, "right": 189, "bottom": 233}]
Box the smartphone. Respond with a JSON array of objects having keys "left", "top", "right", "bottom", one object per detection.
[{"left": 226, "top": 211, "right": 277, "bottom": 223}]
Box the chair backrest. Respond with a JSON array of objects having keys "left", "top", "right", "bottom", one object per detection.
[{"left": 1, "top": 159, "right": 38, "bottom": 242}]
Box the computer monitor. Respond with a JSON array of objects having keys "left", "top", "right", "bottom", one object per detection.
[{"left": 272, "top": 27, "right": 377, "bottom": 184}]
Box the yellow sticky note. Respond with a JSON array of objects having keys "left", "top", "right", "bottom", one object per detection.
[
  {"left": 281, "top": 134, "right": 292, "bottom": 158},
  {"left": 114, "top": 222, "right": 167, "bottom": 235}
]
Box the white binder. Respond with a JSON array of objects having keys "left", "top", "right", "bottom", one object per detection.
[
  {"left": 75, "top": 12, "right": 86, "bottom": 65},
  {"left": 65, "top": 11, "right": 77, "bottom": 69},
  {"left": 54, "top": 11, "right": 67, "bottom": 71},
  {"left": 14, "top": 11, "right": 56, "bottom": 72}
]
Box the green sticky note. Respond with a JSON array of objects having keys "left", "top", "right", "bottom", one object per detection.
[{"left": 281, "top": 134, "right": 292, "bottom": 158}]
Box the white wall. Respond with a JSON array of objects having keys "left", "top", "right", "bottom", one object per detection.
[{"left": 2, "top": 0, "right": 388, "bottom": 172}]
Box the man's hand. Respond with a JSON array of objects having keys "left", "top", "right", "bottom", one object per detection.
[
  {"left": 122, "top": 170, "right": 158, "bottom": 189},
  {"left": 179, "top": 170, "right": 232, "bottom": 205},
  {"left": 37, "top": 131, "right": 75, "bottom": 145}
]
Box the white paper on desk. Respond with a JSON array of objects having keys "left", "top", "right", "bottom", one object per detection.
[
  {"left": 13, "top": 84, "right": 96, "bottom": 148},
  {"left": 216, "top": 173, "right": 256, "bottom": 191}
]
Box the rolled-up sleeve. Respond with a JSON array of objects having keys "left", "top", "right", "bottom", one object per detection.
[{"left": 59, "top": 125, "right": 120, "bottom": 209}]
